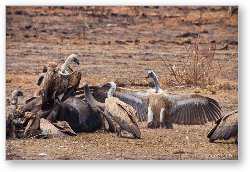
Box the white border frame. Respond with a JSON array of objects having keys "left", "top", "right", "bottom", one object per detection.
[{"left": 1, "top": 0, "right": 248, "bottom": 172}]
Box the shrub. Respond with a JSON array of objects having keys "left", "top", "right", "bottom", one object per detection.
[{"left": 160, "top": 37, "right": 224, "bottom": 87}]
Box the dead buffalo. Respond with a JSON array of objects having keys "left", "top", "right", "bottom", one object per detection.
[{"left": 17, "top": 95, "right": 105, "bottom": 137}]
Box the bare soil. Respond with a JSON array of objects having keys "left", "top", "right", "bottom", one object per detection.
[{"left": 6, "top": 6, "right": 238, "bottom": 160}]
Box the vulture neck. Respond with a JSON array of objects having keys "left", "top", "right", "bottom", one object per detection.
[
  {"left": 107, "top": 84, "right": 116, "bottom": 98},
  {"left": 60, "top": 58, "right": 71, "bottom": 73},
  {"left": 11, "top": 97, "right": 18, "bottom": 114},
  {"left": 151, "top": 74, "right": 160, "bottom": 93}
]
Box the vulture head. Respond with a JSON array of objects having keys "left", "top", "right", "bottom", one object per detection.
[
  {"left": 146, "top": 70, "right": 160, "bottom": 93},
  {"left": 100, "top": 82, "right": 116, "bottom": 98},
  {"left": 67, "top": 54, "right": 80, "bottom": 65},
  {"left": 11, "top": 90, "right": 23, "bottom": 105},
  {"left": 60, "top": 54, "right": 80, "bottom": 74}
]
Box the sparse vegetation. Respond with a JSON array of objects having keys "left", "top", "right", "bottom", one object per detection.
[
  {"left": 160, "top": 37, "right": 224, "bottom": 87},
  {"left": 6, "top": 6, "right": 238, "bottom": 160}
]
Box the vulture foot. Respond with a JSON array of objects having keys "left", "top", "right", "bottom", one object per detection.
[
  {"left": 165, "top": 122, "right": 173, "bottom": 129},
  {"left": 116, "top": 128, "right": 122, "bottom": 138},
  {"left": 147, "top": 121, "right": 156, "bottom": 128}
]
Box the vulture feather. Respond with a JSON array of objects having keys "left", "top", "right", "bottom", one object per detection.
[
  {"left": 84, "top": 82, "right": 141, "bottom": 139},
  {"left": 207, "top": 110, "right": 238, "bottom": 144}
]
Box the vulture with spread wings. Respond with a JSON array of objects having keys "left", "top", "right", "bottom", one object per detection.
[{"left": 75, "top": 70, "right": 221, "bottom": 129}]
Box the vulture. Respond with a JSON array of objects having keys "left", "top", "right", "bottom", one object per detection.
[
  {"left": 207, "top": 110, "right": 238, "bottom": 144},
  {"left": 77, "top": 70, "right": 221, "bottom": 129},
  {"left": 84, "top": 82, "right": 141, "bottom": 139},
  {"left": 34, "top": 62, "right": 58, "bottom": 97},
  {"left": 37, "top": 53, "right": 79, "bottom": 87},
  {"left": 40, "top": 54, "right": 81, "bottom": 108},
  {"left": 39, "top": 118, "right": 76, "bottom": 138},
  {"left": 6, "top": 90, "right": 23, "bottom": 138},
  {"left": 37, "top": 62, "right": 58, "bottom": 86}
]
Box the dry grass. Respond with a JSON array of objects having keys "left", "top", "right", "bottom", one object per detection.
[{"left": 160, "top": 37, "right": 225, "bottom": 87}]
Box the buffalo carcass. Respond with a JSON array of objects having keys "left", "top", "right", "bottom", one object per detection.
[{"left": 17, "top": 95, "right": 105, "bottom": 138}]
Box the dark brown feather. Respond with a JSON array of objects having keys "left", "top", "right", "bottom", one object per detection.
[{"left": 208, "top": 110, "right": 238, "bottom": 143}]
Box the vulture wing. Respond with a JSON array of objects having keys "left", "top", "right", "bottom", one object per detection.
[
  {"left": 40, "top": 69, "right": 58, "bottom": 105},
  {"left": 105, "top": 97, "right": 141, "bottom": 138},
  {"left": 207, "top": 110, "right": 238, "bottom": 142},
  {"left": 166, "top": 93, "right": 221, "bottom": 125},
  {"left": 37, "top": 73, "right": 46, "bottom": 86},
  {"left": 41, "top": 69, "right": 74, "bottom": 106},
  {"left": 74, "top": 86, "right": 149, "bottom": 122},
  {"left": 114, "top": 91, "right": 148, "bottom": 122}
]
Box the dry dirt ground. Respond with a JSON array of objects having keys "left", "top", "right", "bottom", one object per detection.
[{"left": 5, "top": 6, "right": 238, "bottom": 160}]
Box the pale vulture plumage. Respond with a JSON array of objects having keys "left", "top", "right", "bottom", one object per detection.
[
  {"left": 40, "top": 118, "right": 76, "bottom": 138},
  {"left": 84, "top": 82, "right": 141, "bottom": 139}
]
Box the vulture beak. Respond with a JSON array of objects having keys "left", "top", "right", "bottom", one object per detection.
[
  {"left": 146, "top": 70, "right": 155, "bottom": 80},
  {"left": 73, "top": 57, "right": 80, "bottom": 65}
]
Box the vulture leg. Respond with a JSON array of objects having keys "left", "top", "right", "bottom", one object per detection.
[
  {"left": 165, "top": 122, "right": 173, "bottom": 129},
  {"left": 116, "top": 125, "right": 122, "bottom": 138},
  {"left": 147, "top": 106, "right": 157, "bottom": 128},
  {"left": 159, "top": 108, "right": 166, "bottom": 128}
]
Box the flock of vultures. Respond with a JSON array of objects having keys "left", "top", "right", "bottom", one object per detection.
[{"left": 6, "top": 54, "right": 238, "bottom": 144}]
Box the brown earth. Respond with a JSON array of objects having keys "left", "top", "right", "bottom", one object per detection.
[{"left": 5, "top": 6, "right": 238, "bottom": 160}]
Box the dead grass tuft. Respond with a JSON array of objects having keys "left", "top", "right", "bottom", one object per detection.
[{"left": 160, "top": 37, "right": 225, "bottom": 87}]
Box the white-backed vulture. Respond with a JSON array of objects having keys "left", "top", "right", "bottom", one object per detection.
[
  {"left": 207, "top": 110, "right": 238, "bottom": 144},
  {"left": 6, "top": 90, "right": 23, "bottom": 138},
  {"left": 35, "top": 54, "right": 79, "bottom": 97},
  {"left": 144, "top": 70, "right": 221, "bottom": 128},
  {"left": 37, "top": 53, "right": 78, "bottom": 87},
  {"left": 40, "top": 54, "right": 81, "bottom": 108},
  {"left": 84, "top": 82, "right": 141, "bottom": 139},
  {"left": 78, "top": 70, "right": 221, "bottom": 129}
]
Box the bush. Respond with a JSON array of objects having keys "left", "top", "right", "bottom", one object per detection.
[{"left": 160, "top": 37, "right": 224, "bottom": 87}]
